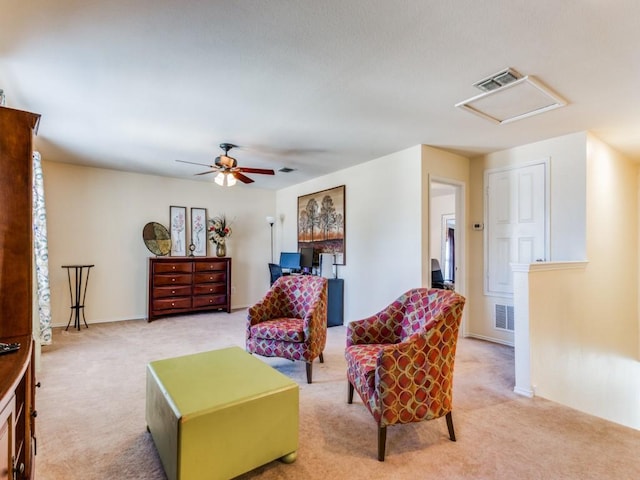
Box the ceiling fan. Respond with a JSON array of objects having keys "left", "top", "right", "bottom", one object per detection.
[{"left": 176, "top": 143, "right": 275, "bottom": 186}]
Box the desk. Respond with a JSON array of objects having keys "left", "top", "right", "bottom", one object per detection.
[
  {"left": 61, "top": 264, "right": 94, "bottom": 331},
  {"left": 327, "top": 278, "right": 344, "bottom": 327}
]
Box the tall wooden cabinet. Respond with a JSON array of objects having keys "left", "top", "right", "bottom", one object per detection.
[
  {"left": 0, "top": 106, "right": 40, "bottom": 480},
  {"left": 148, "top": 257, "right": 232, "bottom": 321}
]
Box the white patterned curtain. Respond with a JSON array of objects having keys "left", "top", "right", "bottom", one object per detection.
[{"left": 33, "top": 151, "right": 52, "bottom": 344}]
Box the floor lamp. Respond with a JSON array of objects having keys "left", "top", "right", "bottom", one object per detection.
[{"left": 266, "top": 216, "right": 275, "bottom": 263}]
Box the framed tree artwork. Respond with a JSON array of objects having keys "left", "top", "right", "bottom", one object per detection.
[
  {"left": 190, "top": 207, "right": 207, "bottom": 256},
  {"left": 169, "top": 206, "right": 187, "bottom": 256},
  {"left": 297, "top": 185, "right": 346, "bottom": 264}
]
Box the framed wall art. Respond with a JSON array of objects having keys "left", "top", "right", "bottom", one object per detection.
[
  {"left": 297, "top": 185, "right": 346, "bottom": 265},
  {"left": 190, "top": 207, "right": 208, "bottom": 256},
  {"left": 169, "top": 206, "right": 187, "bottom": 256}
]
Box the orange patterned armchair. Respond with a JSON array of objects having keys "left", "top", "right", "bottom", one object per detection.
[
  {"left": 247, "top": 275, "right": 328, "bottom": 383},
  {"left": 345, "top": 288, "right": 465, "bottom": 461}
]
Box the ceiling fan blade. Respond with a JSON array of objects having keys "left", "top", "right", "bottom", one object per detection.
[
  {"left": 176, "top": 159, "right": 214, "bottom": 168},
  {"left": 234, "top": 172, "right": 255, "bottom": 184},
  {"left": 195, "top": 170, "right": 217, "bottom": 176},
  {"left": 236, "top": 167, "right": 275, "bottom": 175}
]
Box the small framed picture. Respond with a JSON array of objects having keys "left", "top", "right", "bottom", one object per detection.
[
  {"left": 169, "top": 206, "right": 187, "bottom": 256},
  {"left": 190, "top": 207, "right": 208, "bottom": 256}
]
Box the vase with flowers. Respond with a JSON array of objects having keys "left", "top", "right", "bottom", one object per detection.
[{"left": 208, "top": 214, "right": 233, "bottom": 257}]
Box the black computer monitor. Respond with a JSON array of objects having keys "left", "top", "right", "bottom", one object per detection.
[
  {"left": 279, "top": 252, "right": 301, "bottom": 271},
  {"left": 299, "top": 247, "right": 314, "bottom": 269}
]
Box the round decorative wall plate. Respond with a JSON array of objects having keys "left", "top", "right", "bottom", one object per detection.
[{"left": 142, "top": 222, "right": 171, "bottom": 256}]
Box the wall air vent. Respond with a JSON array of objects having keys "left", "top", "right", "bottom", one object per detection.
[{"left": 495, "top": 304, "right": 514, "bottom": 331}]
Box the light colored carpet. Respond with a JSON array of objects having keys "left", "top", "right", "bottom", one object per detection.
[{"left": 35, "top": 310, "right": 640, "bottom": 479}]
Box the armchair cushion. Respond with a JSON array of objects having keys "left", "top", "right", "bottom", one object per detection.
[{"left": 250, "top": 318, "right": 305, "bottom": 343}]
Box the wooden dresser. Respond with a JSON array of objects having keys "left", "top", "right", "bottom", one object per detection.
[
  {"left": 0, "top": 106, "right": 40, "bottom": 480},
  {"left": 148, "top": 257, "right": 232, "bottom": 321}
]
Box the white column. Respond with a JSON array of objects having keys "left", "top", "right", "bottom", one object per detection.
[{"left": 512, "top": 263, "right": 534, "bottom": 397}]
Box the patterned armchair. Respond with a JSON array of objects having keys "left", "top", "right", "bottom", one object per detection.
[
  {"left": 247, "top": 275, "right": 328, "bottom": 383},
  {"left": 345, "top": 288, "right": 465, "bottom": 461}
]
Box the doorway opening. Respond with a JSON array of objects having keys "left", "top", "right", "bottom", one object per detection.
[{"left": 429, "top": 178, "right": 465, "bottom": 299}]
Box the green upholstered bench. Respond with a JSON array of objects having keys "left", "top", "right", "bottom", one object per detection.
[{"left": 146, "top": 346, "right": 299, "bottom": 480}]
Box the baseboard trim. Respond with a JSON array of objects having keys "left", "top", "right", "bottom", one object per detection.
[
  {"left": 514, "top": 385, "right": 534, "bottom": 398},
  {"left": 464, "top": 333, "right": 514, "bottom": 347}
]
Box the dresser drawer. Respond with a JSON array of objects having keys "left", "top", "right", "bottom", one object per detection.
[
  {"left": 193, "top": 295, "right": 226, "bottom": 308},
  {"left": 194, "top": 272, "right": 226, "bottom": 284},
  {"left": 154, "top": 273, "right": 192, "bottom": 286},
  {"left": 194, "top": 261, "right": 227, "bottom": 272},
  {"left": 153, "top": 297, "right": 192, "bottom": 311},
  {"left": 153, "top": 285, "right": 192, "bottom": 298},
  {"left": 193, "top": 284, "right": 226, "bottom": 296},
  {"left": 148, "top": 257, "right": 231, "bottom": 320},
  {"left": 154, "top": 262, "right": 193, "bottom": 274}
]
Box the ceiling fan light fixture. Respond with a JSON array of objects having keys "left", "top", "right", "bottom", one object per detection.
[
  {"left": 214, "top": 171, "right": 237, "bottom": 187},
  {"left": 178, "top": 142, "right": 275, "bottom": 185}
]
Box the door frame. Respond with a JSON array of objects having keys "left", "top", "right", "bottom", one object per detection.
[{"left": 429, "top": 175, "right": 467, "bottom": 334}]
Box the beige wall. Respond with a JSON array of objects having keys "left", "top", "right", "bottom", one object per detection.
[
  {"left": 43, "top": 161, "right": 275, "bottom": 326},
  {"left": 527, "top": 135, "right": 639, "bottom": 429},
  {"left": 44, "top": 144, "right": 471, "bottom": 330},
  {"left": 468, "top": 132, "right": 588, "bottom": 344},
  {"left": 276, "top": 146, "right": 425, "bottom": 322}
]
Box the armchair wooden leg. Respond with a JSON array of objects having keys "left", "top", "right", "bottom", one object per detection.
[
  {"left": 377, "top": 425, "right": 387, "bottom": 462},
  {"left": 446, "top": 411, "right": 456, "bottom": 441},
  {"left": 305, "top": 362, "right": 313, "bottom": 384},
  {"left": 347, "top": 381, "right": 354, "bottom": 404},
  {"left": 319, "top": 352, "right": 324, "bottom": 363}
]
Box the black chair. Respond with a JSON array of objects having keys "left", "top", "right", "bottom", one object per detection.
[
  {"left": 268, "top": 263, "right": 283, "bottom": 285},
  {"left": 431, "top": 258, "right": 447, "bottom": 289}
]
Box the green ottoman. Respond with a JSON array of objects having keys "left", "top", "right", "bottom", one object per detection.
[{"left": 146, "top": 346, "right": 299, "bottom": 480}]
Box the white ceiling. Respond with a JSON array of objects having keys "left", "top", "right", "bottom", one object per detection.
[{"left": 2, "top": 1, "right": 640, "bottom": 190}]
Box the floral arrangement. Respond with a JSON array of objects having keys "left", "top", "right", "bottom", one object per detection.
[{"left": 208, "top": 214, "right": 232, "bottom": 245}]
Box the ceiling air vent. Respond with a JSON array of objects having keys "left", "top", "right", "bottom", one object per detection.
[
  {"left": 473, "top": 68, "right": 522, "bottom": 92},
  {"left": 456, "top": 68, "right": 567, "bottom": 124}
]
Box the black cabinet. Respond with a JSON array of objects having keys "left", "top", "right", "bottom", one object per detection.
[{"left": 327, "top": 278, "right": 344, "bottom": 327}]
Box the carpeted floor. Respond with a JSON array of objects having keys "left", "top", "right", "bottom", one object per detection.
[{"left": 35, "top": 310, "right": 640, "bottom": 479}]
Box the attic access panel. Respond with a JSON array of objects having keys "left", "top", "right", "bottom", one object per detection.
[{"left": 456, "top": 76, "right": 566, "bottom": 124}]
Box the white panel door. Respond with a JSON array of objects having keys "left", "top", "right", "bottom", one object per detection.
[{"left": 486, "top": 163, "right": 546, "bottom": 295}]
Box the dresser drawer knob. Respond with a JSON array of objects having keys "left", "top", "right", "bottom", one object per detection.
[
  {"left": 172, "top": 278, "right": 176, "bottom": 282},
  {"left": 171, "top": 302, "right": 175, "bottom": 306},
  {"left": 171, "top": 290, "right": 176, "bottom": 294},
  {"left": 172, "top": 266, "right": 176, "bottom": 270}
]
